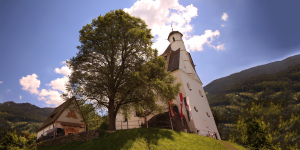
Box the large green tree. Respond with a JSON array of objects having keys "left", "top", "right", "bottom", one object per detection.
[{"left": 66, "top": 9, "right": 181, "bottom": 130}]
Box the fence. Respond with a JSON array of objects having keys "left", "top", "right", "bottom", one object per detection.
[
  {"left": 196, "top": 129, "right": 218, "bottom": 139},
  {"left": 115, "top": 120, "right": 172, "bottom": 130}
]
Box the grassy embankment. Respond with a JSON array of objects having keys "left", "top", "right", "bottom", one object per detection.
[{"left": 27, "top": 128, "right": 247, "bottom": 150}]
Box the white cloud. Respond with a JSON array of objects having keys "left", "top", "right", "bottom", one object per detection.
[
  {"left": 6, "top": 89, "right": 11, "bottom": 93},
  {"left": 185, "top": 30, "right": 225, "bottom": 51},
  {"left": 38, "top": 89, "right": 64, "bottom": 106},
  {"left": 19, "top": 70, "right": 68, "bottom": 107},
  {"left": 0, "top": 81, "right": 2, "bottom": 84},
  {"left": 210, "top": 42, "right": 225, "bottom": 51},
  {"left": 39, "top": 64, "right": 71, "bottom": 106},
  {"left": 46, "top": 76, "right": 69, "bottom": 93},
  {"left": 124, "top": 0, "right": 224, "bottom": 53},
  {"left": 222, "top": 13, "right": 228, "bottom": 21},
  {"left": 54, "top": 66, "right": 71, "bottom": 76},
  {"left": 221, "top": 24, "right": 225, "bottom": 27},
  {"left": 60, "top": 61, "right": 66, "bottom": 65},
  {"left": 20, "top": 74, "right": 40, "bottom": 94}
]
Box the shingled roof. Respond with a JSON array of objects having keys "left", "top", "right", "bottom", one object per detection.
[
  {"left": 37, "top": 97, "right": 85, "bottom": 132},
  {"left": 167, "top": 48, "right": 180, "bottom": 72},
  {"left": 160, "top": 44, "right": 180, "bottom": 72}
]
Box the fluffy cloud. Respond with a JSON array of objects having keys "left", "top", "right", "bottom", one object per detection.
[
  {"left": 185, "top": 30, "right": 225, "bottom": 51},
  {"left": 221, "top": 24, "right": 225, "bottom": 27},
  {"left": 222, "top": 13, "right": 228, "bottom": 21},
  {"left": 38, "top": 89, "right": 64, "bottom": 106},
  {"left": 20, "top": 74, "right": 40, "bottom": 94},
  {"left": 124, "top": 0, "right": 224, "bottom": 53},
  {"left": 0, "top": 81, "right": 2, "bottom": 84},
  {"left": 46, "top": 76, "right": 69, "bottom": 93},
  {"left": 19, "top": 95, "right": 22, "bottom": 100},
  {"left": 54, "top": 66, "right": 71, "bottom": 76},
  {"left": 20, "top": 65, "right": 71, "bottom": 107},
  {"left": 6, "top": 89, "right": 11, "bottom": 93}
]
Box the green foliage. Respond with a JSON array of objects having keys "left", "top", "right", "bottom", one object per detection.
[
  {"left": 0, "top": 128, "right": 26, "bottom": 144},
  {"left": 66, "top": 9, "right": 181, "bottom": 130},
  {"left": 208, "top": 64, "right": 300, "bottom": 149},
  {"left": 0, "top": 131, "right": 25, "bottom": 149},
  {"left": 99, "top": 121, "right": 109, "bottom": 130},
  {"left": 0, "top": 102, "right": 54, "bottom": 126},
  {"left": 26, "top": 133, "right": 37, "bottom": 146},
  {"left": 230, "top": 115, "right": 273, "bottom": 149}
]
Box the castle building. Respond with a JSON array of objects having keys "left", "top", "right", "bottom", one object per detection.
[
  {"left": 36, "top": 97, "right": 86, "bottom": 140},
  {"left": 115, "top": 31, "right": 220, "bottom": 139}
]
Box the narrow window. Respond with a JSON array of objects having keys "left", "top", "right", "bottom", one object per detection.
[
  {"left": 199, "top": 90, "right": 203, "bottom": 97},
  {"left": 206, "top": 112, "right": 210, "bottom": 117},
  {"left": 187, "top": 83, "right": 192, "bottom": 91},
  {"left": 173, "top": 37, "right": 175, "bottom": 42},
  {"left": 194, "top": 106, "right": 198, "bottom": 112},
  {"left": 124, "top": 117, "right": 128, "bottom": 122}
]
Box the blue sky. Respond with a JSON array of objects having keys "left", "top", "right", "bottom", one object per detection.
[{"left": 1, "top": 0, "right": 300, "bottom": 108}]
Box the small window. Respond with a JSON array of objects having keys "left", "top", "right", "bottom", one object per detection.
[
  {"left": 194, "top": 106, "right": 198, "bottom": 112},
  {"left": 124, "top": 117, "right": 128, "bottom": 122},
  {"left": 173, "top": 37, "right": 175, "bottom": 42},
  {"left": 199, "top": 90, "right": 203, "bottom": 97},
  {"left": 43, "top": 132, "right": 47, "bottom": 136},
  {"left": 187, "top": 83, "right": 192, "bottom": 91},
  {"left": 206, "top": 112, "right": 210, "bottom": 117}
]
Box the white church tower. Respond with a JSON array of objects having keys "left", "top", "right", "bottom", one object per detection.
[
  {"left": 115, "top": 30, "right": 220, "bottom": 140},
  {"left": 163, "top": 31, "right": 221, "bottom": 139}
]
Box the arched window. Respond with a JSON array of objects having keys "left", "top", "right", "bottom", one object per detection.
[
  {"left": 187, "top": 83, "right": 192, "bottom": 91},
  {"left": 173, "top": 37, "right": 175, "bottom": 42},
  {"left": 199, "top": 90, "right": 203, "bottom": 97}
]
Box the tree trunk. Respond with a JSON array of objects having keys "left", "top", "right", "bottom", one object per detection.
[{"left": 108, "top": 102, "right": 116, "bottom": 131}]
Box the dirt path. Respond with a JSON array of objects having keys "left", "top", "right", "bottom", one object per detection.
[{"left": 220, "top": 141, "right": 239, "bottom": 150}]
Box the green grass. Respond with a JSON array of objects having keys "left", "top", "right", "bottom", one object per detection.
[
  {"left": 224, "top": 141, "right": 248, "bottom": 150},
  {"left": 25, "top": 128, "right": 245, "bottom": 150}
]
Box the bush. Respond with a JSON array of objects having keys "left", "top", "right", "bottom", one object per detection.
[
  {"left": 26, "top": 133, "right": 37, "bottom": 146},
  {"left": 99, "top": 122, "right": 109, "bottom": 130},
  {"left": 0, "top": 131, "right": 25, "bottom": 149}
]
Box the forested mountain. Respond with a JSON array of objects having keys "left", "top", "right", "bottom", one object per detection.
[
  {"left": 204, "top": 54, "right": 300, "bottom": 149},
  {"left": 204, "top": 54, "right": 300, "bottom": 96},
  {"left": 0, "top": 101, "right": 55, "bottom": 128}
]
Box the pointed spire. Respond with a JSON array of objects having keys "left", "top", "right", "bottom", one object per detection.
[{"left": 171, "top": 23, "right": 173, "bottom": 31}]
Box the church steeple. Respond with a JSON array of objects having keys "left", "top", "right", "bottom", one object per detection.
[{"left": 161, "top": 31, "right": 202, "bottom": 84}]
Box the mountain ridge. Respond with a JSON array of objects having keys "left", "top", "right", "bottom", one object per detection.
[{"left": 204, "top": 54, "right": 300, "bottom": 97}]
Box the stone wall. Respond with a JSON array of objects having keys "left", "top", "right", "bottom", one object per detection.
[{"left": 30, "top": 129, "right": 103, "bottom": 149}]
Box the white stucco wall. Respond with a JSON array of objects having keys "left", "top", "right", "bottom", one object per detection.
[
  {"left": 178, "top": 70, "right": 221, "bottom": 139},
  {"left": 37, "top": 100, "right": 86, "bottom": 140},
  {"left": 115, "top": 31, "right": 220, "bottom": 139}
]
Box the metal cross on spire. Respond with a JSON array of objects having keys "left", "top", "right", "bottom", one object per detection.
[{"left": 171, "top": 23, "right": 173, "bottom": 31}]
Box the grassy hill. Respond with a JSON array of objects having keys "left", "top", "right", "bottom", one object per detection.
[{"left": 28, "top": 128, "right": 247, "bottom": 150}]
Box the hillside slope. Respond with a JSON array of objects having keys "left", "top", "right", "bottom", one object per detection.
[
  {"left": 32, "top": 128, "right": 247, "bottom": 150},
  {"left": 204, "top": 54, "right": 300, "bottom": 96},
  {"left": 0, "top": 101, "right": 55, "bottom": 125}
]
